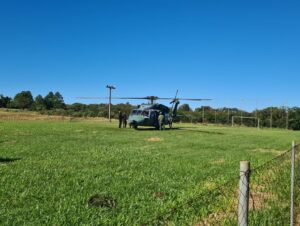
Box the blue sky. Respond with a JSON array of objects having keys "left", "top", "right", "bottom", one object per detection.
[{"left": 0, "top": 0, "right": 299, "bottom": 110}]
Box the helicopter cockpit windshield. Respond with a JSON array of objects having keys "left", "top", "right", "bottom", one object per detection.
[
  {"left": 131, "top": 110, "right": 141, "bottom": 115},
  {"left": 142, "top": 110, "right": 149, "bottom": 117},
  {"left": 131, "top": 110, "right": 149, "bottom": 117}
]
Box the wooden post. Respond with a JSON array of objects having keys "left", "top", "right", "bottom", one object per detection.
[
  {"left": 106, "top": 85, "right": 116, "bottom": 123},
  {"left": 290, "top": 141, "right": 295, "bottom": 226},
  {"left": 238, "top": 161, "right": 250, "bottom": 226}
]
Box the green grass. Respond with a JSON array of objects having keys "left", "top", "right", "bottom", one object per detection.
[{"left": 0, "top": 121, "right": 299, "bottom": 225}]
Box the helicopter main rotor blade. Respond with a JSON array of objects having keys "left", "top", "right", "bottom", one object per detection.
[
  {"left": 77, "top": 97, "right": 151, "bottom": 100},
  {"left": 160, "top": 98, "right": 212, "bottom": 101},
  {"left": 177, "top": 98, "right": 212, "bottom": 101},
  {"left": 77, "top": 96, "right": 212, "bottom": 101},
  {"left": 77, "top": 97, "right": 105, "bottom": 99},
  {"left": 112, "top": 97, "right": 154, "bottom": 100}
]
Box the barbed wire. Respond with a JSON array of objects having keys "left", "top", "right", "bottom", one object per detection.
[
  {"left": 141, "top": 172, "right": 240, "bottom": 225},
  {"left": 294, "top": 144, "right": 300, "bottom": 225},
  {"left": 248, "top": 150, "right": 293, "bottom": 225},
  {"left": 142, "top": 144, "right": 299, "bottom": 225}
]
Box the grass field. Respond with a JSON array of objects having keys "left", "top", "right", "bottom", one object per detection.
[{"left": 0, "top": 120, "right": 299, "bottom": 225}]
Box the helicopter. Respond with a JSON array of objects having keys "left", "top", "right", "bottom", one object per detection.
[
  {"left": 79, "top": 90, "right": 211, "bottom": 129},
  {"left": 126, "top": 94, "right": 212, "bottom": 129},
  {"left": 80, "top": 90, "right": 211, "bottom": 129}
]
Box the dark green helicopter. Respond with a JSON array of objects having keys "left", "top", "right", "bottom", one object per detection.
[
  {"left": 78, "top": 90, "right": 211, "bottom": 129},
  {"left": 114, "top": 91, "right": 211, "bottom": 129}
]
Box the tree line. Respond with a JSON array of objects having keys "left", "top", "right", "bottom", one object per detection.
[
  {"left": 1, "top": 91, "right": 300, "bottom": 130},
  {"left": 177, "top": 105, "right": 300, "bottom": 130},
  {"left": 0, "top": 91, "right": 132, "bottom": 118}
]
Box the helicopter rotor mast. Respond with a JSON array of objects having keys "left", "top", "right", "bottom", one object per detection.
[{"left": 170, "top": 89, "right": 179, "bottom": 116}]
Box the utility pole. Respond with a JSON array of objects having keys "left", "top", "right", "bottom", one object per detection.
[{"left": 106, "top": 85, "right": 116, "bottom": 122}]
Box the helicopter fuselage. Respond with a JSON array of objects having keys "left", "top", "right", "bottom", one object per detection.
[{"left": 128, "top": 104, "right": 171, "bottom": 129}]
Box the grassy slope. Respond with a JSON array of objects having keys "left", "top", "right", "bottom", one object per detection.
[{"left": 0, "top": 121, "right": 299, "bottom": 225}]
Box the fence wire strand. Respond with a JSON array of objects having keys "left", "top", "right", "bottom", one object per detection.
[
  {"left": 248, "top": 149, "right": 292, "bottom": 225},
  {"left": 143, "top": 174, "right": 240, "bottom": 225},
  {"left": 143, "top": 144, "right": 300, "bottom": 225}
]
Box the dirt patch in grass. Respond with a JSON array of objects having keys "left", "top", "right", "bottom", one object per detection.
[
  {"left": 249, "top": 191, "right": 273, "bottom": 210},
  {"left": 0, "top": 109, "right": 109, "bottom": 122},
  {"left": 153, "top": 191, "right": 164, "bottom": 199},
  {"left": 147, "top": 137, "right": 163, "bottom": 142},
  {"left": 88, "top": 194, "right": 116, "bottom": 208},
  {"left": 2, "top": 140, "right": 17, "bottom": 145},
  {"left": 14, "top": 131, "right": 32, "bottom": 136},
  {"left": 296, "top": 212, "right": 300, "bottom": 225},
  {"left": 251, "top": 148, "right": 285, "bottom": 155},
  {"left": 203, "top": 181, "right": 217, "bottom": 190},
  {"left": 196, "top": 212, "right": 236, "bottom": 226},
  {"left": 212, "top": 158, "right": 225, "bottom": 165}
]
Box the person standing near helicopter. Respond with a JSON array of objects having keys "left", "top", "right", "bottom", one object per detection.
[
  {"left": 123, "top": 112, "right": 127, "bottom": 128},
  {"left": 158, "top": 112, "right": 165, "bottom": 130},
  {"left": 118, "top": 111, "right": 123, "bottom": 128}
]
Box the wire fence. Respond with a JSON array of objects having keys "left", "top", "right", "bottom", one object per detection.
[
  {"left": 143, "top": 174, "right": 240, "bottom": 225},
  {"left": 248, "top": 146, "right": 299, "bottom": 225},
  {"left": 143, "top": 142, "right": 299, "bottom": 225}
]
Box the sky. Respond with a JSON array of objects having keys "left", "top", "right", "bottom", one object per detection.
[{"left": 0, "top": 0, "right": 299, "bottom": 111}]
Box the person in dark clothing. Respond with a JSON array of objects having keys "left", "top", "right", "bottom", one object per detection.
[
  {"left": 123, "top": 113, "right": 127, "bottom": 128},
  {"left": 118, "top": 111, "right": 123, "bottom": 128},
  {"left": 158, "top": 112, "right": 165, "bottom": 130}
]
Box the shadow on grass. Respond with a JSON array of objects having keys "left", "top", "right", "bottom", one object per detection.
[
  {"left": 0, "top": 157, "right": 21, "bottom": 164},
  {"left": 135, "top": 127, "right": 179, "bottom": 131},
  {"left": 178, "top": 127, "right": 225, "bottom": 135},
  {"left": 133, "top": 127, "right": 224, "bottom": 135}
]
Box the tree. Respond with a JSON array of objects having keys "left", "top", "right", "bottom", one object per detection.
[
  {"left": 44, "top": 91, "right": 65, "bottom": 110},
  {"left": 44, "top": 92, "right": 55, "bottom": 109},
  {"left": 12, "top": 91, "right": 34, "bottom": 109},
  {"left": 289, "top": 107, "right": 300, "bottom": 130},
  {"left": 53, "top": 92, "right": 65, "bottom": 109},
  {"left": 0, "top": 95, "right": 12, "bottom": 108},
  {"left": 34, "top": 95, "right": 46, "bottom": 110},
  {"left": 289, "top": 118, "right": 300, "bottom": 130},
  {"left": 179, "top": 104, "right": 191, "bottom": 112},
  {"left": 68, "top": 103, "right": 86, "bottom": 112}
]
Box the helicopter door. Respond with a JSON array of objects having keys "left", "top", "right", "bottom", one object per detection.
[
  {"left": 150, "top": 111, "right": 159, "bottom": 127},
  {"left": 150, "top": 111, "right": 157, "bottom": 119}
]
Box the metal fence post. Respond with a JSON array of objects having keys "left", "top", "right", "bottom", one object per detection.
[
  {"left": 238, "top": 161, "right": 250, "bottom": 226},
  {"left": 290, "top": 141, "right": 295, "bottom": 226}
]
